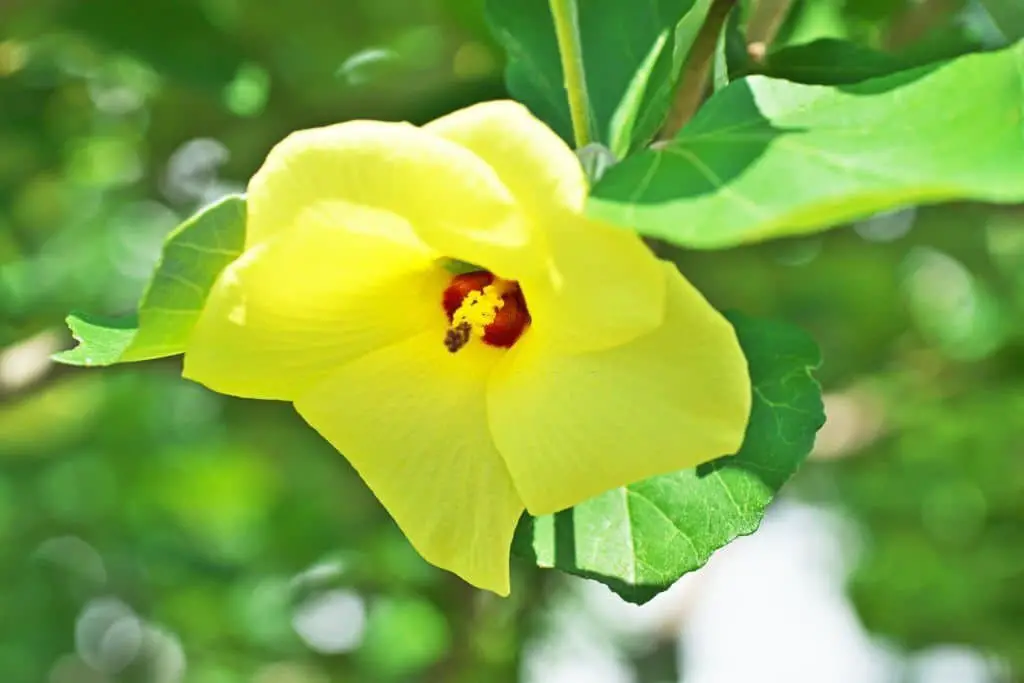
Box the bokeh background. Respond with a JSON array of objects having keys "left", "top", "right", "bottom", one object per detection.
[{"left": 1, "top": 0, "right": 1022, "bottom": 681}]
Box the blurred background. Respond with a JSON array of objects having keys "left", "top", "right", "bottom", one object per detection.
[{"left": 1, "top": 0, "right": 1022, "bottom": 681}]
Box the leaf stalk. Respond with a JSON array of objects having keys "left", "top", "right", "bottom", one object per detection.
[{"left": 548, "top": 0, "right": 593, "bottom": 148}]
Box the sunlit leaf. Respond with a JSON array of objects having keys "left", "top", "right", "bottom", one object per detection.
[
  {"left": 52, "top": 315, "right": 138, "bottom": 367},
  {"left": 588, "top": 40, "right": 1024, "bottom": 249},
  {"left": 514, "top": 312, "right": 824, "bottom": 603},
  {"left": 53, "top": 195, "right": 246, "bottom": 366}
]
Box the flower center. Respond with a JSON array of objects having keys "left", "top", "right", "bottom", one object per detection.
[{"left": 441, "top": 271, "right": 530, "bottom": 352}]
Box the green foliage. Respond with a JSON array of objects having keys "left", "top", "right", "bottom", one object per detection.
[
  {"left": 753, "top": 32, "right": 989, "bottom": 86},
  {"left": 485, "top": 0, "right": 714, "bottom": 156},
  {"left": 514, "top": 313, "right": 824, "bottom": 603},
  {"left": 45, "top": 0, "right": 1024, "bottom": 613},
  {"left": 358, "top": 596, "right": 452, "bottom": 676},
  {"left": 51, "top": 314, "right": 138, "bottom": 367},
  {"left": 588, "top": 41, "right": 1024, "bottom": 249},
  {"left": 980, "top": 0, "right": 1024, "bottom": 41},
  {"left": 53, "top": 195, "right": 245, "bottom": 366},
  {"left": 756, "top": 38, "right": 933, "bottom": 85},
  {"left": 6, "top": 0, "right": 1024, "bottom": 680},
  {"left": 824, "top": 383, "right": 1024, "bottom": 671},
  {"left": 711, "top": 4, "right": 747, "bottom": 91}
]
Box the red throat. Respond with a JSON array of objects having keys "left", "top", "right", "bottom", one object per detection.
[{"left": 441, "top": 271, "right": 531, "bottom": 350}]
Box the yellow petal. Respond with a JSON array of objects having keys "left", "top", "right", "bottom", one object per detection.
[
  {"left": 487, "top": 262, "right": 751, "bottom": 515},
  {"left": 424, "top": 100, "right": 588, "bottom": 216},
  {"left": 183, "top": 201, "right": 448, "bottom": 401},
  {"left": 522, "top": 211, "right": 667, "bottom": 353},
  {"left": 294, "top": 329, "right": 523, "bottom": 595},
  {"left": 246, "top": 118, "right": 541, "bottom": 281},
  {"left": 425, "top": 100, "right": 665, "bottom": 352}
]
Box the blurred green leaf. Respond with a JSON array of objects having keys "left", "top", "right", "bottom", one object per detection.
[
  {"left": 901, "top": 247, "right": 1009, "bottom": 361},
  {"left": 59, "top": 0, "right": 244, "bottom": 90},
  {"left": 223, "top": 63, "right": 271, "bottom": 117},
  {"left": 230, "top": 576, "right": 299, "bottom": 650},
  {"left": 485, "top": 0, "right": 714, "bottom": 155},
  {"left": 589, "top": 41, "right": 1024, "bottom": 249},
  {"left": 980, "top": 0, "right": 1024, "bottom": 41},
  {"left": 0, "top": 377, "right": 104, "bottom": 459},
  {"left": 359, "top": 596, "right": 451, "bottom": 677},
  {"left": 832, "top": 384, "right": 1024, "bottom": 670},
  {"left": 153, "top": 443, "right": 277, "bottom": 563},
  {"left": 53, "top": 195, "right": 246, "bottom": 366},
  {"left": 514, "top": 312, "right": 824, "bottom": 603}
]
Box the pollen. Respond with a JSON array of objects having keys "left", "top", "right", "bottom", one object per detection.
[
  {"left": 442, "top": 271, "right": 530, "bottom": 352},
  {"left": 452, "top": 286, "right": 506, "bottom": 332}
]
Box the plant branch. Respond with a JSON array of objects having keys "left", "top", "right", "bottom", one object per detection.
[
  {"left": 746, "top": 0, "right": 795, "bottom": 62},
  {"left": 657, "top": 0, "right": 738, "bottom": 143},
  {"left": 885, "top": 0, "right": 955, "bottom": 49},
  {"left": 548, "top": 0, "right": 592, "bottom": 148},
  {"left": 0, "top": 361, "right": 73, "bottom": 407}
]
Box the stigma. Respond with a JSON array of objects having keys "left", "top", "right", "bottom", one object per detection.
[{"left": 442, "top": 271, "right": 530, "bottom": 352}]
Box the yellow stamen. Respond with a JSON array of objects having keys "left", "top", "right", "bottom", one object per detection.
[
  {"left": 451, "top": 284, "right": 505, "bottom": 336},
  {"left": 445, "top": 281, "right": 515, "bottom": 353}
]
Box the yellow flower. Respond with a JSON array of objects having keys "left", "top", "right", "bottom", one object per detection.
[{"left": 181, "top": 101, "right": 751, "bottom": 595}]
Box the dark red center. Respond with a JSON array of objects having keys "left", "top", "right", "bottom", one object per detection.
[{"left": 442, "top": 271, "right": 530, "bottom": 349}]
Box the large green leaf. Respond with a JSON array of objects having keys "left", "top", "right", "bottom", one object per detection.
[
  {"left": 485, "top": 0, "right": 715, "bottom": 156},
  {"left": 514, "top": 312, "right": 824, "bottom": 604},
  {"left": 54, "top": 195, "right": 246, "bottom": 366},
  {"left": 588, "top": 40, "right": 1024, "bottom": 249}
]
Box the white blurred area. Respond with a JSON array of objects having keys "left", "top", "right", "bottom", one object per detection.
[
  {"left": 161, "top": 138, "right": 244, "bottom": 210},
  {"left": 523, "top": 501, "right": 1008, "bottom": 683}
]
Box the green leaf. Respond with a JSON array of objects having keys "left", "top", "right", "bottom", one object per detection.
[
  {"left": 53, "top": 195, "right": 246, "bottom": 367},
  {"left": 52, "top": 315, "right": 140, "bottom": 367},
  {"left": 755, "top": 37, "right": 987, "bottom": 86},
  {"left": 759, "top": 39, "right": 915, "bottom": 85},
  {"left": 513, "top": 312, "right": 824, "bottom": 604},
  {"left": 588, "top": 40, "right": 1024, "bottom": 249},
  {"left": 980, "top": 0, "right": 1024, "bottom": 42},
  {"left": 485, "top": 0, "right": 715, "bottom": 156}
]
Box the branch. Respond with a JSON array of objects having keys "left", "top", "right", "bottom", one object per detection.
[
  {"left": 885, "top": 0, "right": 955, "bottom": 50},
  {"left": 746, "top": 0, "right": 795, "bottom": 63},
  {"left": 657, "top": 0, "right": 738, "bottom": 142}
]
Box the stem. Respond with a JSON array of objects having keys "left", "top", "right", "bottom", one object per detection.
[
  {"left": 548, "top": 0, "right": 592, "bottom": 148},
  {"left": 885, "top": 0, "right": 954, "bottom": 49},
  {"left": 746, "top": 0, "right": 794, "bottom": 62},
  {"left": 657, "top": 0, "right": 738, "bottom": 143}
]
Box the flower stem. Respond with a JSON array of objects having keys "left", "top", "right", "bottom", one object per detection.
[
  {"left": 548, "top": 0, "right": 592, "bottom": 148},
  {"left": 657, "top": 0, "right": 737, "bottom": 143}
]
